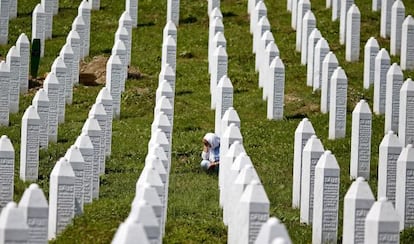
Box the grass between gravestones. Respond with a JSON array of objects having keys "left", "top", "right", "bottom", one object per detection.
[{"left": 1, "top": 0, "right": 414, "bottom": 243}]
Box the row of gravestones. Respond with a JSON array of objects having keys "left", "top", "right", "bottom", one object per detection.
[
  {"left": 0, "top": 1, "right": 139, "bottom": 242},
  {"left": 208, "top": 1, "right": 293, "bottom": 243},
  {"left": 111, "top": 1, "right": 180, "bottom": 243}
]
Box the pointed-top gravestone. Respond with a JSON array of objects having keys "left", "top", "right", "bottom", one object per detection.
[
  {"left": 163, "top": 20, "right": 177, "bottom": 46},
  {"left": 220, "top": 123, "right": 243, "bottom": 160},
  {"left": 159, "top": 63, "right": 176, "bottom": 93},
  {"left": 221, "top": 107, "right": 241, "bottom": 136},
  {"left": 363, "top": 37, "right": 380, "bottom": 89},
  {"left": 64, "top": 145, "right": 85, "bottom": 215},
  {"left": 19, "top": 183, "right": 48, "bottom": 244},
  {"left": 385, "top": 63, "right": 403, "bottom": 133},
  {"left": 0, "top": 61, "right": 10, "bottom": 126},
  {"left": 78, "top": 0, "right": 91, "bottom": 57},
  {"left": 148, "top": 144, "right": 169, "bottom": 173},
  {"left": 9, "top": 0, "right": 17, "bottom": 19},
  {"left": 66, "top": 30, "right": 81, "bottom": 85},
  {"left": 215, "top": 76, "right": 233, "bottom": 136},
  {"left": 378, "top": 131, "right": 403, "bottom": 205},
  {"left": 350, "top": 100, "right": 372, "bottom": 180},
  {"left": 167, "top": 0, "right": 180, "bottom": 26},
  {"left": 6, "top": 46, "right": 20, "bottom": 114},
  {"left": 320, "top": 51, "right": 339, "bottom": 113},
  {"left": 292, "top": 118, "right": 315, "bottom": 208},
  {"left": 364, "top": 198, "right": 400, "bottom": 244},
  {"left": 345, "top": 4, "right": 361, "bottom": 62},
  {"left": 16, "top": 33, "right": 30, "bottom": 94},
  {"left": 250, "top": 1, "right": 267, "bottom": 35},
  {"left": 301, "top": 10, "right": 316, "bottom": 65},
  {"left": 119, "top": 11, "right": 133, "bottom": 65},
  {"left": 74, "top": 133, "right": 94, "bottom": 204},
  {"left": 208, "top": 0, "right": 220, "bottom": 16},
  {"left": 253, "top": 16, "right": 270, "bottom": 55},
  {"left": 380, "top": 0, "right": 393, "bottom": 38},
  {"left": 313, "top": 38, "right": 330, "bottom": 91},
  {"left": 306, "top": 28, "right": 322, "bottom": 87},
  {"left": 372, "top": 0, "right": 381, "bottom": 12},
  {"left": 390, "top": 0, "right": 405, "bottom": 56},
  {"left": 0, "top": 202, "right": 29, "bottom": 243},
  {"left": 210, "top": 7, "right": 223, "bottom": 20},
  {"left": 374, "top": 49, "right": 391, "bottom": 115},
  {"left": 41, "top": 0, "right": 53, "bottom": 39},
  {"left": 20, "top": 105, "right": 41, "bottom": 182},
  {"left": 90, "top": 0, "right": 100, "bottom": 10},
  {"left": 51, "top": 56, "right": 67, "bottom": 124},
  {"left": 254, "top": 217, "right": 292, "bottom": 244},
  {"left": 401, "top": 15, "right": 414, "bottom": 71},
  {"left": 261, "top": 41, "right": 280, "bottom": 100},
  {"left": 210, "top": 32, "right": 227, "bottom": 75},
  {"left": 0, "top": 0, "right": 9, "bottom": 45},
  {"left": 60, "top": 43, "right": 74, "bottom": 105},
  {"left": 256, "top": 31, "right": 274, "bottom": 75},
  {"left": 209, "top": 17, "right": 224, "bottom": 65},
  {"left": 154, "top": 96, "right": 174, "bottom": 126},
  {"left": 149, "top": 129, "right": 170, "bottom": 162},
  {"left": 156, "top": 80, "right": 174, "bottom": 106},
  {"left": 211, "top": 46, "right": 228, "bottom": 110},
  {"left": 0, "top": 135, "right": 14, "bottom": 209},
  {"left": 96, "top": 87, "right": 113, "bottom": 156},
  {"left": 295, "top": 0, "right": 311, "bottom": 52},
  {"left": 111, "top": 218, "right": 150, "bottom": 244},
  {"left": 332, "top": 0, "right": 340, "bottom": 21},
  {"left": 48, "top": 158, "right": 75, "bottom": 240},
  {"left": 399, "top": 78, "right": 414, "bottom": 146},
  {"left": 126, "top": 0, "right": 138, "bottom": 27},
  {"left": 291, "top": 0, "right": 298, "bottom": 29},
  {"left": 267, "top": 57, "right": 285, "bottom": 120},
  {"left": 52, "top": 0, "right": 58, "bottom": 15},
  {"left": 343, "top": 177, "right": 375, "bottom": 244},
  {"left": 136, "top": 167, "right": 165, "bottom": 219},
  {"left": 339, "top": 0, "right": 354, "bottom": 45},
  {"left": 329, "top": 67, "right": 348, "bottom": 139},
  {"left": 72, "top": 16, "right": 86, "bottom": 60},
  {"left": 395, "top": 144, "right": 414, "bottom": 230},
  {"left": 112, "top": 39, "right": 128, "bottom": 92},
  {"left": 106, "top": 54, "right": 123, "bottom": 119},
  {"left": 300, "top": 135, "right": 324, "bottom": 224},
  {"left": 151, "top": 111, "right": 172, "bottom": 145},
  {"left": 129, "top": 200, "right": 161, "bottom": 243},
  {"left": 89, "top": 103, "right": 107, "bottom": 175},
  {"left": 162, "top": 35, "right": 177, "bottom": 73},
  {"left": 32, "top": 3, "right": 46, "bottom": 57},
  {"left": 312, "top": 150, "right": 340, "bottom": 244},
  {"left": 43, "top": 72, "right": 59, "bottom": 143}
]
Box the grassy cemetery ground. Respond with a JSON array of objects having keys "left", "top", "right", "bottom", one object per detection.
[{"left": 1, "top": 0, "right": 414, "bottom": 243}]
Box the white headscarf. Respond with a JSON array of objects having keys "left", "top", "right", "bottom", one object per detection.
[{"left": 203, "top": 133, "right": 220, "bottom": 149}]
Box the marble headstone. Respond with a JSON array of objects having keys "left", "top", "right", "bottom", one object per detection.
[
  {"left": 16, "top": 33, "right": 30, "bottom": 94},
  {"left": 6, "top": 46, "right": 20, "bottom": 114},
  {"left": 74, "top": 133, "right": 94, "bottom": 204},
  {"left": 64, "top": 146, "right": 85, "bottom": 215},
  {"left": 401, "top": 15, "right": 414, "bottom": 71},
  {"left": 390, "top": 0, "right": 405, "bottom": 56},
  {"left": 0, "top": 135, "right": 14, "bottom": 209},
  {"left": 363, "top": 37, "right": 380, "bottom": 89},
  {"left": 320, "top": 52, "right": 339, "bottom": 114},
  {"left": 267, "top": 57, "right": 285, "bottom": 120},
  {"left": 0, "top": 202, "right": 29, "bottom": 243},
  {"left": 329, "top": 67, "right": 348, "bottom": 139},
  {"left": 385, "top": 63, "right": 403, "bottom": 133},
  {"left": 32, "top": 89, "right": 49, "bottom": 149},
  {"left": 43, "top": 73, "right": 59, "bottom": 143},
  {"left": 345, "top": 4, "right": 360, "bottom": 62},
  {"left": 399, "top": 78, "right": 414, "bottom": 146}
]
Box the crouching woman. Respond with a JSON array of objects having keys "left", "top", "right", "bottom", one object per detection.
[{"left": 200, "top": 133, "right": 220, "bottom": 172}]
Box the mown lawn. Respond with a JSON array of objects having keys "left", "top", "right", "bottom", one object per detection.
[{"left": 1, "top": 0, "right": 414, "bottom": 243}]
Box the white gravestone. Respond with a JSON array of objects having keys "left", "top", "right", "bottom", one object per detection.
[
  {"left": 19, "top": 184, "right": 48, "bottom": 244},
  {"left": 111, "top": 218, "right": 150, "bottom": 244},
  {"left": 167, "top": 0, "right": 180, "bottom": 26},
  {"left": 43, "top": 73, "right": 59, "bottom": 143},
  {"left": 82, "top": 116, "right": 102, "bottom": 200},
  {"left": 342, "top": 177, "right": 375, "bottom": 244},
  {"left": 64, "top": 146, "right": 85, "bottom": 215},
  {"left": 345, "top": 4, "right": 360, "bottom": 62},
  {"left": 89, "top": 103, "right": 107, "bottom": 175},
  {"left": 48, "top": 158, "right": 75, "bottom": 240},
  {"left": 301, "top": 10, "right": 316, "bottom": 65},
  {"left": 148, "top": 144, "right": 169, "bottom": 173},
  {"left": 211, "top": 32, "right": 227, "bottom": 75},
  {"left": 0, "top": 0, "right": 9, "bottom": 45},
  {"left": 106, "top": 54, "right": 123, "bottom": 119},
  {"left": 210, "top": 46, "right": 228, "bottom": 110},
  {"left": 287, "top": 0, "right": 292, "bottom": 11},
  {"left": 332, "top": 0, "right": 340, "bottom": 21},
  {"left": 0, "top": 135, "right": 14, "bottom": 209},
  {"left": 74, "top": 133, "right": 94, "bottom": 203},
  {"left": 67, "top": 30, "right": 81, "bottom": 85},
  {"left": 253, "top": 16, "right": 270, "bottom": 55},
  {"left": 16, "top": 33, "right": 30, "bottom": 94},
  {"left": 339, "top": 0, "right": 354, "bottom": 45},
  {"left": 51, "top": 57, "right": 67, "bottom": 124},
  {"left": 60, "top": 43, "right": 74, "bottom": 105},
  {"left": 126, "top": 0, "right": 138, "bottom": 27},
  {"left": 313, "top": 38, "right": 330, "bottom": 91},
  {"left": 329, "top": 67, "right": 348, "bottom": 139},
  {"left": 90, "top": 0, "right": 100, "bottom": 10},
  {"left": 312, "top": 150, "right": 340, "bottom": 244},
  {"left": 255, "top": 217, "right": 292, "bottom": 244},
  {"left": 72, "top": 16, "right": 86, "bottom": 60},
  {"left": 0, "top": 61, "right": 9, "bottom": 126},
  {"left": 32, "top": 4, "right": 46, "bottom": 57},
  {"left": 32, "top": 89, "right": 49, "bottom": 149},
  {"left": 401, "top": 15, "right": 414, "bottom": 71},
  {"left": 154, "top": 96, "right": 174, "bottom": 126},
  {"left": 385, "top": 63, "right": 403, "bottom": 133},
  {"left": 364, "top": 198, "right": 400, "bottom": 244},
  {"left": 295, "top": 0, "right": 311, "bottom": 52},
  {"left": 215, "top": 76, "right": 233, "bottom": 136},
  {"left": 162, "top": 35, "right": 177, "bottom": 73},
  {"left": 41, "top": 0, "right": 53, "bottom": 39},
  {"left": 78, "top": 0, "right": 91, "bottom": 58},
  {"left": 292, "top": 118, "right": 315, "bottom": 208},
  {"left": 232, "top": 180, "right": 269, "bottom": 244},
  {"left": 115, "top": 26, "right": 131, "bottom": 72},
  {"left": 221, "top": 107, "right": 241, "bottom": 136},
  {"left": 300, "top": 135, "right": 324, "bottom": 224},
  {"left": 112, "top": 39, "right": 128, "bottom": 92},
  {"left": 156, "top": 80, "right": 174, "bottom": 106},
  {"left": 9, "top": 0, "right": 16, "bottom": 19},
  {"left": 0, "top": 202, "right": 29, "bottom": 243},
  {"left": 395, "top": 144, "right": 414, "bottom": 230},
  {"left": 399, "top": 78, "right": 414, "bottom": 146},
  {"left": 363, "top": 37, "right": 380, "bottom": 89},
  {"left": 390, "top": 0, "right": 405, "bottom": 56},
  {"left": 119, "top": 11, "right": 133, "bottom": 65},
  {"left": 52, "top": 0, "right": 58, "bottom": 15},
  {"left": 96, "top": 87, "right": 113, "bottom": 156},
  {"left": 159, "top": 63, "right": 176, "bottom": 93},
  {"left": 350, "top": 100, "right": 372, "bottom": 180},
  {"left": 151, "top": 112, "right": 172, "bottom": 146},
  {"left": 378, "top": 131, "right": 403, "bottom": 205},
  {"left": 291, "top": 0, "right": 298, "bottom": 30},
  {"left": 20, "top": 106, "right": 41, "bottom": 182},
  {"left": 306, "top": 29, "right": 322, "bottom": 87},
  {"left": 163, "top": 21, "right": 177, "bottom": 50},
  {"left": 149, "top": 129, "right": 171, "bottom": 163},
  {"left": 320, "top": 52, "right": 339, "bottom": 113},
  {"left": 208, "top": 17, "right": 223, "bottom": 67},
  {"left": 129, "top": 200, "right": 161, "bottom": 243},
  {"left": 372, "top": 0, "right": 381, "bottom": 12},
  {"left": 220, "top": 123, "right": 243, "bottom": 162},
  {"left": 261, "top": 41, "right": 279, "bottom": 100},
  {"left": 250, "top": 1, "right": 267, "bottom": 35},
  {"left": 6, "top": 46, "right": 20, "bottom": 114},
  {"left": 208, "top": 0, "right": 220, "bottom": 16},
  {"left": 256, "top": 31, "right": 274, "bottom": 74},
  {"left": 136, "top": 167, "right": 164, "bottom": 223},
  {"left": 380, "top": 0, "right": 393, "bottom": 38},
  {"left": 267, "top": 57, "right": 285, "bottom": 120}
]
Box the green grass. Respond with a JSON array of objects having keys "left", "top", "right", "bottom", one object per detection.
[{"left": 1, "top": 0, "right": 414, "bottom": 243}]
